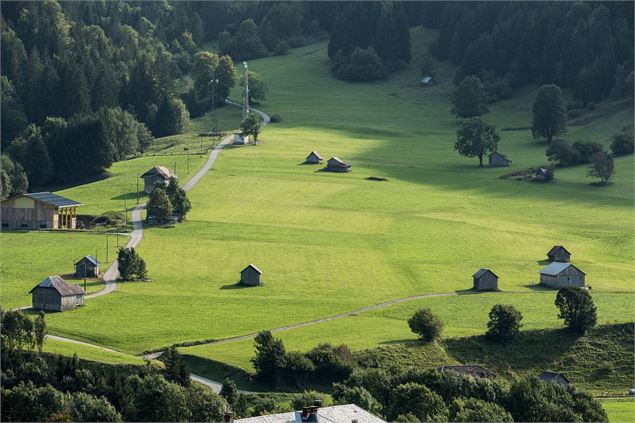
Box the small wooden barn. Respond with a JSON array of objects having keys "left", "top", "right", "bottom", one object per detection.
[
  {"left": 233, "top": 131, "right": 253, "bottom": 145},
  {"left": 547, "top": 245, "right": 571, "bottom": 262},
  {"left": 305, "top": 151, "right": 323, "bottom": 164},
  {"left": 539, "top": 262, "right": 585, "bottom": 288},
  {"left": 75, "top": 255, "right": 100, "bottom": 278},
  {"left": 325, "top": 157, "right": 351, "bottom": 173},
  {"left": 540, "top": 370, "right": 570, "bottom": 385},
  {"left": 240, "top": 264, "right": 262, "bottom": 286},
  {"left": 421, "top": 75, "right": 434, "bottom": 86},
  {"left": 488, "top": 151, "right": 512, "bottom": 167},
  {"left": 140, "top": 166, "right": 173, "bottom": 194},
  {"left": 1, "top": 192, "right": 81, "bottom": 230},
  {"left": 533, "top": 168, "right": 550, "bottom": 181},
  {"left": 473, "top": 269, "right": 499, "bottom": 291},
  {"left": 29, "top": 276, "right": 85, "bottom": 311},
  {"left": 437, "top": 365, "right": 496, "bottom": 379}
]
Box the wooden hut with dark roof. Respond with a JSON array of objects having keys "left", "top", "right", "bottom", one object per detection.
[
  {"left": 488, "top": 151, "right": 512, "bottom": 167},
  {"left": 473, "top": 269, "right": 499, "bottom": 291},
  {"left": 75, "top": 256, "right": 101, "bottom": 278},
  {"left": 29, "top": 276, "right": 85, "bottom": 311},
  {"left": 240, "top": 264, "right": 263, "bottom": 286},
  {"left": 305, "top": 151, "right": 323, "bottom": 164},
  {"left": 547, "top": 245, "right": 571, "bottom": 262},
  {"left": 325, "top": 157, "right": 351, "bottom": 173},
  {"left": 1, "top": 192, "right": 82, "bottom": 230},
  {"left": 437, "top": 365, "right": 496, "bottom": 379},
  {"left": 140, "top": 166, "right": 174, "bottom": 194}
]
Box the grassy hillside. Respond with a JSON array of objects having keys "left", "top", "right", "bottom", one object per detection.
[
  {"left": 10, "top": 27, "right": 631, "bottom": 375},
  {"left": 41, "top": 337, "right": 150, "bottom": 366}
]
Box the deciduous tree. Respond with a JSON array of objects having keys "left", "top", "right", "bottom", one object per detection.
[
  {"left": 407, "top": 308, "right": 443, "bottom": 342},
  {"left": 486, "top": 304, "right": 522, "bottom": 342},
  {"left": 555, "top": 287, "right": 597, "bottom": 333},
  {"left": 587, "top": 151, "right": 614, "bottom": 184},
  {"left": 532, "top": 84, "right": 567, "bottom": 143},
  {"left": 451, "top": 76, "right": 488, "bottom": 118},
  {"left": 454, "top": 117, "right": 500, "bottom": 166}
]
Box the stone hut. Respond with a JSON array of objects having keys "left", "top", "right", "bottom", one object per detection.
[
  {"left": 140, "top": 166, "right": 173, "bottom": 194},
  {"left": 547, "top": 245, "right": 571, "bottom": 262},
  {"left": 305, "top": 151, "right": 323, "bottom": 164},
  {"left": 540, "top": 370, "right": 570, "bottom": 385},
  {"left": 437, "top": 365, "right": 496, "bottom": 379},
  {"left": 240, "top": 264, "right": 262, "bottom": 286},
  {"left": 325, "top": 157, "right": 351, "bottom": 173},
  {"left": 539, "top": 262, "right": 585, "bottom": 288},
  {"left": 473, "top": 269, "right": 499, "bottom": 291},
  {"left": 488, "top": 151, "right": 512, "bottom": 167},
  {"left": 29, "top": 276, "right": 85, "bottom": 312},
  {"left": 75, "top": 256, "right": 101, "bottom": 278},
  {"left": 1, "top": 192, "right": 81, "bottom": 230}
]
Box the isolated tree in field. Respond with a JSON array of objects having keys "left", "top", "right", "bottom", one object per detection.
[
  {"left": 408, "top": 308, "right": 443, "bottom": 342},
  {"left": 241, "top": 111, "right": 264, "bottom": 141},
  {"left": 166, "top": 178, "right": 191, "bottom": 219},
  {"left": 117, "top": 247, "right": 147, "bottom": 281},
  {"left": 451, "top": 76, "right": 488, "bottom": 118},
  {"left": 555, "top": 287, "right": 597, "bottom": 334},
  {"left": 252, "top": 330, "right": 286, "bottom": 384},
  {"left": 241, "top": 71, "right": 267, "bottom": 103},
  {"left": 486, "top": 304, "right": 523, "bottom": 342},
  {"left": 587, "top": 151, "right": 614, "bottom": 184},
  {"left": 610, "top": 131, "right": 634, "bottom": 155},
  {"left": 532, "top": 84, "right": 567, "bottom": 143},
  {"left": 34, "top": 311, "right": 47, "bottom": 354},
  {"left": 161, "top": 346, "right": 190, "bottom": 387},
  {"left": 454, "top": 117, "right": 500, "bottom": 166},
  {"left": 147, "top": 186, "right": 173, "bottom": 224},
  {"left": 220, "top": 377, "right": 238, "bottom": 406}
]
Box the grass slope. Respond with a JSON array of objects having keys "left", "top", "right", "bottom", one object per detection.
[
  {"left": 602, "top": 398, "right": 635, "bottom": 423},
  {"left": 41, "top": 337, "right": 148, "bottom": 366},
  {"left": 18, "top": 27, "right": 633, "bottom": 365}
]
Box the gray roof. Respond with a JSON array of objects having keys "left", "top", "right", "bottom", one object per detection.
[
  {"left": 327, "top": 157, "right": 351, "bottom": 167},
  {"left": 438, "top": 364, "right": 496, "bottom": 378},
  {"left": 235, "top": 404, "right": 386, "bottom": 423},
  {"left": 540, "top": 262, "right": 585, "bottom": 276},
  {"left": 306, "top": 151, "right": 323, "bottom": 160},
  {"left": 473, "top": 268, "right": 498, "bottom": 279},
  {"left": 140, "top": 166, "right": 173, "bottom": 179},
  {"left": 29, "top": 276, "right": 85, "bottom": 296},
  {"left": 490, "top": 151, "right": 510, "bottom": 159},
  {"left": 75, "top": 255, "right": 100, "bottom": 266},
  {"left": 547, "top": 245, "right": 571, "bottom": 256},
  {"left": 540, "top": 370, "right": 570, "bottom": 384},
  {"left": 242, "top": 264, "right": 263, "bottom": 274},
  {"left": 18, "top": 192, "right": 82, "bottom": 208}
]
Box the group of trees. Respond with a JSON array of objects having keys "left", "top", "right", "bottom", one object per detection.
[
  {"left": 407, "top": 287, "right": 597, "bottom": 344},
  {"left": 327, "top": 2, "right": 411, "bottom": 81},
  {"left": 147, "top": 177, "right": 191, "bottom": 224},
  {"left": 251, "top": 331, "right": 354, "bottom": 389},
  {"left": 1, "top": 310, "right": 229, "bottom": 422},
  {"left": 429, "top": 1, "right": 633, "bottom": 104},
  {"left": 333, "top": 365, "right": 606, "bottom": 422}
]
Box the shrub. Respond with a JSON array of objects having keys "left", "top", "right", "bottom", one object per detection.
[
  {"left": 117, "top": 247, "right": 147, "bottom": 281},
  {"left": 486, "top": 304, "right": 523, "bottom": 342},
  {"left": 332, "top": 386, "right": 380, "bottom": 414},
  {"left": 408, "top": 308, "right": 443, "bottom": 342},
  {"left": 273, "top": 41, "right": 290, "bottom": 56},
  {"left": 269, "top": 113, "right": 282, "bottom": 123},
  {"left": 333, "top": 47, "right": 388, "bottom": 82},
  {"left": 572, "top": 140, "right": 603, "bottom": 163},
  {"left": 449, "top": 397, "right": 513, "bottom": 422},
  {"left": 610, "top": 131, "right": 634, "bottom": 155},
  {"left": 291, "top": 390, "right": 329, "bottom": 411},
  {"left": 546, "top": 140, "right": 581, "bottom": 166},
  {"left": 305, "top": 343, "right": 353, "bottom": 384},
  {"left": 387, "top": 382, "right": 448, "bottom": 422},
  {"left": 220, "top": 378, "right": 238, "bottom": 406}
]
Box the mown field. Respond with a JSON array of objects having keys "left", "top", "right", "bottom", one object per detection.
[
  {"left": 7, "top": 27, "right": 632, "bottom": 389},
  {"left": 602, "top": 398, "right": 635, "bottom": 423}
]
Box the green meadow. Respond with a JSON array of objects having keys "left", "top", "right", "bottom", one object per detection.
[
  {"left": 41, "top": 337, "right": 149, "bottom": 366},
  {"left": 6, "top": 28, "right": 632, "bottom": 377},
  {"left": 602, "top": 398, "right": 635, "bottom": 423},
  {"left": 1, "top": 231, "right": 114, "bottom": 308}
]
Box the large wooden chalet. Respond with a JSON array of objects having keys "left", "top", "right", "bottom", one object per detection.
[{"left": 1, "top": 192, "right": 81, "bottom": 230}]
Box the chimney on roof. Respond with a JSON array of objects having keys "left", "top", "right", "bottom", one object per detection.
[
  {"left": 352, "top": 420, "right": 359, "bottom": 423},
  {"left": 313, "top": 399, "right": 322, "bottom": 407},
  {"left": 224, "top": 412, "right": 233, "bottom": 423},
  {"left": 302, "top": 406, "right": 311, "bottom": 418}
]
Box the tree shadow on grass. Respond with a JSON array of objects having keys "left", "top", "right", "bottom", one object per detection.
[
  {"left": 522, "top": 283, "right": 557, "bottom": 292},
  {"left": 445, "top": 328, "right": 579, "bottom": 373},
  {"left": 220, "top": 281, "right": 261, "bottom": 290},
  {"left": 111, "top": 192, "right": 144, "bottom": 201}
]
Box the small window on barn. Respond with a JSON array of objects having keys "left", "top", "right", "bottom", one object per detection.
[
  {"left": 40, "top": 223, "right": 48, "bottom": 228},
  {"left": 21, "top": 223, "right": 28, "bottom": 228},
  {"left": 1, "top": 223, "right": 8, "bottom": 228}
]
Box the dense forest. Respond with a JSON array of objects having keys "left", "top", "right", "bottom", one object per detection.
[{"left": 1, "top": 1, "right": 633, "bottom": 196}]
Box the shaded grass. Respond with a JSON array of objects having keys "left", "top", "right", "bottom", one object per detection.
[{"left": 41, "top": 337, "right": 149, "bottom": 366}]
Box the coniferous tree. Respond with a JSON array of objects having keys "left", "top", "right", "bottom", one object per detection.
[
  {"left": 147, "top": 186, "right": 173, "bottom": 224},
  {"left": 451, "top": 76, "right": 488, "bottom": 118},
  {"left": 555, "top": 287, "right": 597, "bottom": 333},
  {"left": 166, "top": 178, "right": 191, "bottom": 220},
  {"left": 34, "top": 311, "right": 47, "bottom": 354},
  {"left": 252, "top": 331, "right": 286, "bottom": 385},
  {"left": 161, "top": 346, "right": 190, "bottom": 387}
]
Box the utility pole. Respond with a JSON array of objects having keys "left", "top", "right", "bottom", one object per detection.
[
  {"left": 124, "top": 194, "right": 127, "bottom": 229},
  {"left": 210, "top": 72, "right": 219, "bottom": 136},
  {"left": 136, "top": 176, "right": 139, "bottom": 204},
  {"left": 84, "top": 258, "right": 87, "bottom": 292},
  {"left": 106, "top": 233, "right": 109, "bottom": 262},
  {"left": 243, "top": 61, "right": 249, "bottom": 120},
  {"left": 174, "top": 161, "right": 177, "bottom": 178}
]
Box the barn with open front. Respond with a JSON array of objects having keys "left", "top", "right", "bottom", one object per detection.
[{"left": 0, "top": 192, "right": 82, "bottom": 230}]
